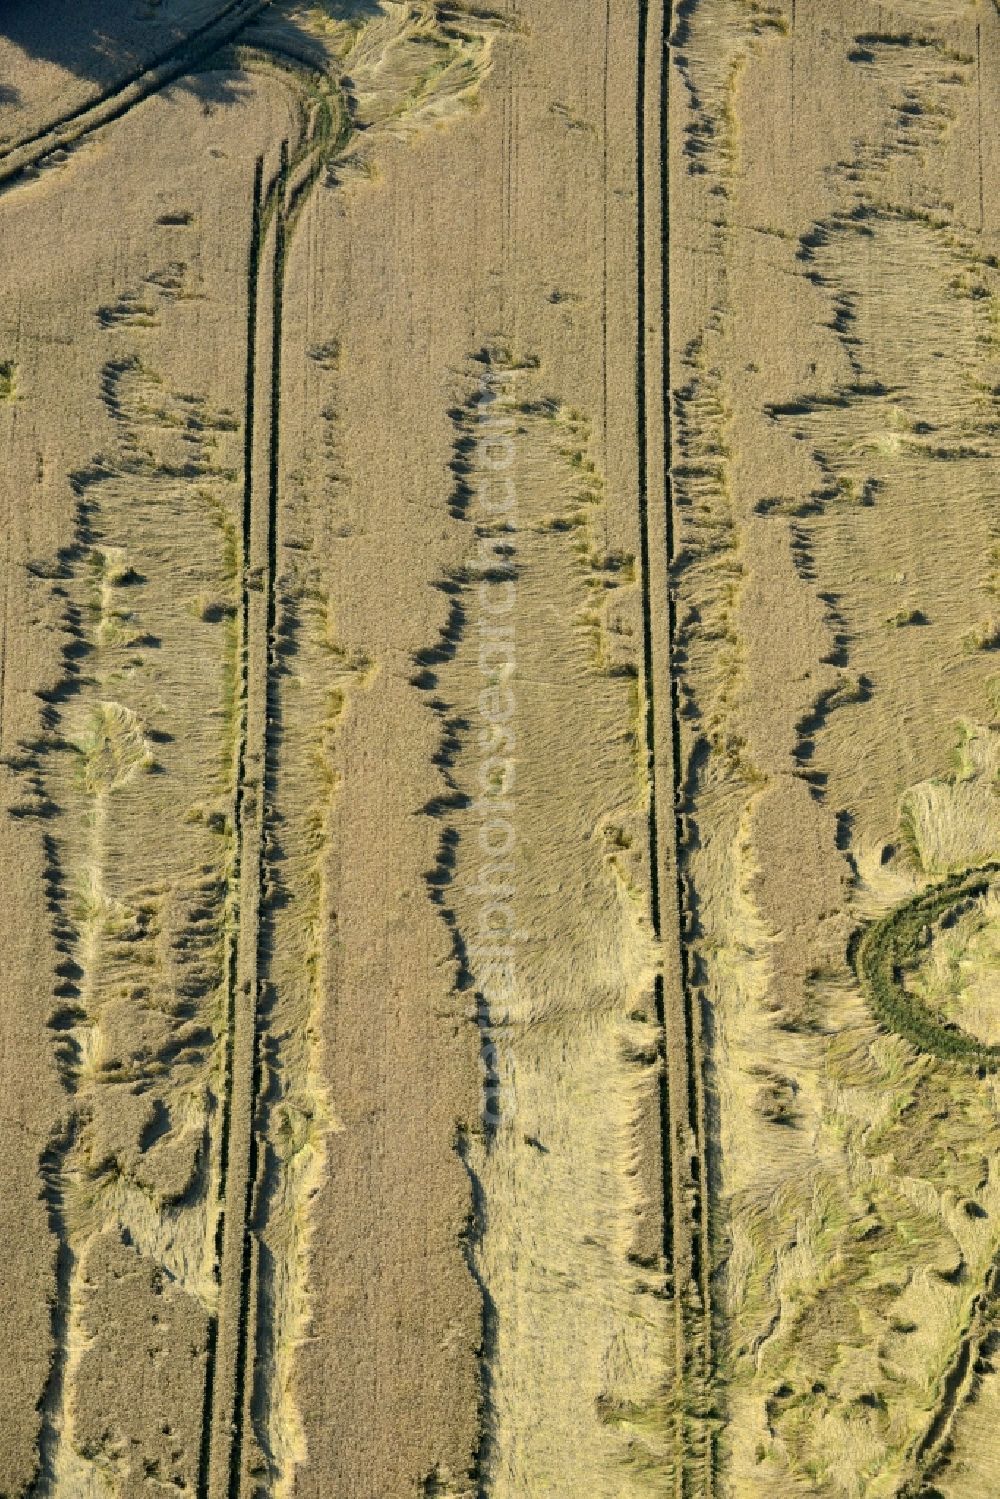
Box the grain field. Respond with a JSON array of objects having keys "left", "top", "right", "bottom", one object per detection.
[{"left": 0, "top": 3, "right": 997, "bottom": 1498}]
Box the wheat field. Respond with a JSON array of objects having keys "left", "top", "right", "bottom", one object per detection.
[{"left": 0, "top": 3, "right": 997, "bottom": 1497}]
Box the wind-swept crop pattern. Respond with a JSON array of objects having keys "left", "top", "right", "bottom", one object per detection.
[{"left": 1, "top": 3, "right": 999, "bottom": 1498}]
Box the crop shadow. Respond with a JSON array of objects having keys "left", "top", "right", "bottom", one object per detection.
[
  {"left": 0, "top": 1, "right": 194, "bottom": 89},
  {"left": 0, "top": 0, "right": 385, "bottom": 92}
]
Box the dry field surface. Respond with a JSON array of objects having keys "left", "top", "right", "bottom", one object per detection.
[{"left": 0, "top": 2, "right": 998, "bottom": 1497}]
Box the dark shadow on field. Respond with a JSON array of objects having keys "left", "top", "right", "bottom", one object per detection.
[
  {"left": 164, "top": 67, "right": 254, "bottom": 109},
  {"left": 0, "top": 0, "right": 195, "bottom": 90},
  {"left": 302, "top": 0, "right": 382, "bottom": 16},
  {"left": 0, "top": 0, "right": 385, "bottom": 129},
  {"left": 0, "top": 0, "right": 384, "bottom": 88}
]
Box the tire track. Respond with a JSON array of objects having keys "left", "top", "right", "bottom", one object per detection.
[
  {"left": 203, "top": 99, "right": 316, "bottom": 1497},
  {"left": 901, "top": 1255, "right": 1000, "bottom": 1498},
  {"left": 2, "top": 19, "right": 502, "bottom": 1494},
  {"left": 230, "top": 138, "right": 289, "bottom": 1499},
  {"left": 203, "top": 146, "right": 282, "bottom": 1499},
  {"left": 0, "top": 0, "right": 273, "bottom": 193},
  {"left": 7, "top": 33, "right": 361, "bottom": 1492},
  {"left": 205, "top": 73, "right": 351, "bottom": 1492},
  {"left": 191, "top": 54, "right": 344, "bottom": 1491},
  {"left": 195, "top": 60, "right": 322, "bottom": 1491},
  {"left": 638, "top": 1, "right": 715, "bottom": 1492}
]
